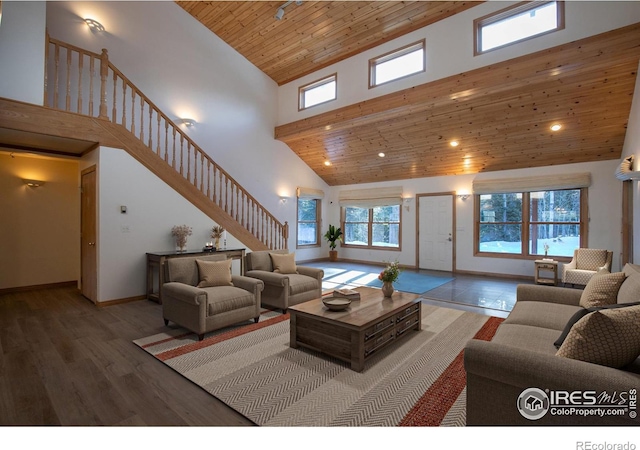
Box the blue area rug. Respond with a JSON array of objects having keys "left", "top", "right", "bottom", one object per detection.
[{"left": 310, "top": 263, "right": 454, "bottom": 295}]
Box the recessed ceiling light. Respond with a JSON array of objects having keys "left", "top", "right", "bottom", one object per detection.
[
  {"left": 550, "top": 124, "right": 562, "bottom": 131},
  {"left": 378, "top": 152, "right": 385, "bottom": 158},
  {"left": 450, "top": 140, "right": 459, "bottom": 147},
  {"left": 324, "top": 160, "right": 331, "bottom": 166}
]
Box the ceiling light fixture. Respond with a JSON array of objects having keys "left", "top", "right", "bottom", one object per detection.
[
  {"left": 378, "top": 152, "right": 385, "bottom": 158},
  {"left": 324, "top": 160, "right": 332, "bottom": 166},
  {"left": 550, "top": 124, "right": 562, "bottom": 131},
  {"left": 450, "top": 140, "right": 459, "bottom": 147},
  {"left": 274, "top": 0, "right": 303, "bottom": 20},
  {"left": 84, "top": 18, "right": 105, "bottom": 33}
]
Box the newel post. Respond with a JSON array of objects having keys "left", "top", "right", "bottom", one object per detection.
[
  {"left": 98, "top": 48, "right": 109, "bottom": 120},
  {"left": 283, "top": 221, "right": 289, "bottom": 249}
]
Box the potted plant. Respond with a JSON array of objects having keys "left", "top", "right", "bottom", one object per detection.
[{"left": 324, "top": 224, "right": 343, "bottom": 262}]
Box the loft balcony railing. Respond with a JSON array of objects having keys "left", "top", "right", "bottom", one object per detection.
[{"left": 44, "top": 36, "right": 287, "bottom": 250}]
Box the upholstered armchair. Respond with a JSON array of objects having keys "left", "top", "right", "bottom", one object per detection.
[
  {"left": 161, "top": 254, "right": 264, "bottom": 340},
  {"left": 562, "top": 248, "right": 613, "bottom": 287},
  {"left": 244, "top": 249, "right": 324, "bottom": 312}
]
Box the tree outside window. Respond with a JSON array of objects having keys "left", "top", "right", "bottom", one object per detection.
[
  {"left": 343, "top": 205, "right": 400, "bottom": 248},
  {"left": 477, "top": 188, "right": 583, "bottom": 258},
  {"left": 297, "top": 198, "right": 320, "bottom": 247}
]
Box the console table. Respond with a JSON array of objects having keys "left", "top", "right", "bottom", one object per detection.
[{"left": 146, "top": 248, "right": 246, "bottom": 303}]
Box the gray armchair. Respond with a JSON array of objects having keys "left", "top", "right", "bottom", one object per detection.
[
  {"left": 244, "top": 249, "right": 324, "bottom": 312},
  {"left": 562, "top": 248, "right": 613, "bottom": 287},
  {"left": 161, "top": 254, "right": 264, "bottom": 340}
]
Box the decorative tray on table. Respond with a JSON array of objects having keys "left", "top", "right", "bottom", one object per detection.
[{"left": 322, "top": 296, "right": 352, "bottom": 311}]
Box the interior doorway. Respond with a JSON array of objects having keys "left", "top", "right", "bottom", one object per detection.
[
  {"left": 417, "top": 193, "right": 455, "bottom": 272},
  {"left": 81, "top": 166, "right": 97, "bottom": 302}
]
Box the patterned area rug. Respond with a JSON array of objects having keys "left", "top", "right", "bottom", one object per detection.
[{"left": 134, "top": 305, "right": 502, "bottom": 426}]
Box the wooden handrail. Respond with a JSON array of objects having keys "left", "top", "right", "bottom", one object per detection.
[{"left": 44, "top": 36, "right": 288, "bottom": 250}]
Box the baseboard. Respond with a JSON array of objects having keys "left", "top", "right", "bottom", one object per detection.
[
  {"left": 0, "top": 280, "right": 78, "bottom": 295},
  {"left": 454, "top": 269, "right": 532, "bottom": 282},
  {"left": 96, "top": 295, "right": 147, "bottom": 308}
]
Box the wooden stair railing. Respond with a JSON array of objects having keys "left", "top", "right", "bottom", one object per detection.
[{"left": 44, "top": 37, "right": 287, "bottom": 250}]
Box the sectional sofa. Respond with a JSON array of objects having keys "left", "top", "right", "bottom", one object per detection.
[{"left": 464, "top": 263, "right": 640, "bottom": 426}]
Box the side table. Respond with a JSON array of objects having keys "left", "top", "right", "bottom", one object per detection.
[{"left": 534, "top": 259, "right": 558, "bottom": 286}]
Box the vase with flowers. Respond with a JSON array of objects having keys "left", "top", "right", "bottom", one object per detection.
[
  {"left": 378, "top": 260, "right": 401, "bottom": 298},
  {"left": 211, "top": 225, "right": 225, "bottom": 250},
  {"left": 543, "top": 243, "right": 550, "bottom": 257},
  {"left": 172, "top": 224, "right": 192, "bottom": 252}
]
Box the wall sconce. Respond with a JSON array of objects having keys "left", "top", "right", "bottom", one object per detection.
[
  {"left": 403, "top": 197, "right": 413, "bottom": 211},
  {"left": 179, "top": 118, "right": 196, "bottom": 127},
  {"left": 279, "top": 196, "right": 288, "bottom": 204},
  {"left": 457, "top": 194, "right": 469, "bottom": 201},
  {"left": 23, "top": 179, "right": 45, "bottom": 188},
  {"left": 84, "top": 18, "right": 105, "bottom": 33}
]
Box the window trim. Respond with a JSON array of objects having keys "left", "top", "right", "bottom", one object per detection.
[
  {"left": 473, "top": 187, "right": 588, "bottom": 261},
  {"left": 298, "top": 73, "right": 337, "bottom": 111},
  {"left": 296, "top": 197, "right": 321, "bottom": 249},
  {"left": 368, "top": 39, "right": 426, "bottom": 89},
  {"left": 474, "top": 1, "right": 565, "bottom": 56},
  {"left": 341, "top": 205, "right": 402, "bottom": 251}
]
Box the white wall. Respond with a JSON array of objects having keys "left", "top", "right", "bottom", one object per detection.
[
  {"left": 330, "top": 159, "right": 622, "bottom": 276},
  {"left": 0, "top": 1, "right": 46, "bottom": 105},
  {"left": 620, "top": 60, "right": 640, "bottom": 262},
  {"left": 278, "top": 1, "right": 640, "bottom": 125},
  {"left": 0, "top": 152, "right": 80, "bottom": 290},
  {"left": 45, "top": 1, "right": 329, "bottom": 258}
]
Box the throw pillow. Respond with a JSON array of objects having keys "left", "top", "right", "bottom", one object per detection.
[
  {"left": 579, "top": 271, "right": 626, "bottom": 308},
  {"left": 196, "top": 259, "right": 233, "bottom": 287},
  {"left": 553, "top": 301, "right": 640, "bottom": 348},
  {"left": 270, "top": 252, "right": 297, "bottom": 274},
  {"left": 556, "top": 305, "right": 640, "bottom": 368}
]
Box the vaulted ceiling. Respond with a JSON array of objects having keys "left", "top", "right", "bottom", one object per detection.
[{"left": 179, "top": 1, "right": 640, "bottom": 186}]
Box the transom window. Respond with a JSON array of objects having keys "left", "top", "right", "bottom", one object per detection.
[
  {"left": 298, "top": 74, "right": 337, "bottom": 111},
  {"left": 297, "top": 198, "right": 321, "bottom": 247},
  {"left": 369, "top": 40, "right": 425, "bottom": 88},
  {"left": 474, "top": 1, "right": 565, "bottom": 55},
  {"left": 342, "top": 205, "right": 401, "bottom": 249},
  {"left": 476, "top": 188, "right": 585, "bottom": 258}
]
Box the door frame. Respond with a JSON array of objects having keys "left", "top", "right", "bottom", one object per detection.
[{"left": 415, "top": 191, "right": 456, "bottom": 272}]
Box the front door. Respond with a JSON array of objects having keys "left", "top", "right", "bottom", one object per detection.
[
  {"left": 417, "top": 193, "right": 454, "bottom": 272},
  {"left": 81, "top": 166, "right": 97, "bottom": 302}
]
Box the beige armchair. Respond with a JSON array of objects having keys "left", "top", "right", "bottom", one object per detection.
[
  {"left": 162, "top": 254, "right": 264, "bottom": 340},
  {"left": 244, "top": 249, "right": 324, "bottom": 312},
  {"left": 562, "top": 248, "right": 613, "bottom": 287}
]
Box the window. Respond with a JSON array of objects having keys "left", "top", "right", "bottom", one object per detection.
[
  {"left": 343, "top": 205, "right": 401, "bottom": 249},
  {"left": 298, "top": 74, "right": 337, "bottom": 110},
  {"left": 476, "top": 188, "right": 585, "bottom": 258},
  {"left": 369, "top": 40, "right": 425, "bottom": 88},
  {"left": 474, "top": 1, "right": 565, "bottom": 55},
  {"left": 297, "top": 198, "right": 321, "bottom": 247}
]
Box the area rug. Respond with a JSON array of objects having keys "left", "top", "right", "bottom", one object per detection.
[
  {"left": 134, "top": 305, "right": 502, "bottom": 426},
  {"left": 319, "top": 266, "right": 454, "bottom": 295}
]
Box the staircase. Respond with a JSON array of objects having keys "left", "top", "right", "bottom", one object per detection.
[{"left": 42, "top": 37, "right": 287, "bottom": 251}]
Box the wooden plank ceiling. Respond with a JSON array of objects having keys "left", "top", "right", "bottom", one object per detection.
[
  {"left": 276, "top": 23, "right": 640, "bottom": 186},
  {"left": 178, "top": 1, "right": 640, "bottom": 186},
  {"left": 177, "top": 1, "right": 480, "bottom": 86}
]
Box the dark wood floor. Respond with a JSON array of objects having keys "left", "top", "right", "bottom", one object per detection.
[{"left": 0, "top": 286, "right": 254, "bottom": 426}]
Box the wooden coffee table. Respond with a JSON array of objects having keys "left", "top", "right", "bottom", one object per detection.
[{"left": 289, "top": 287, "right": 421, "bottom": 372}]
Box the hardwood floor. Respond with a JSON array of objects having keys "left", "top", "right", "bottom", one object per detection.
[{"left": 0, "top": 286, "right": 254, "bottom": 426}]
